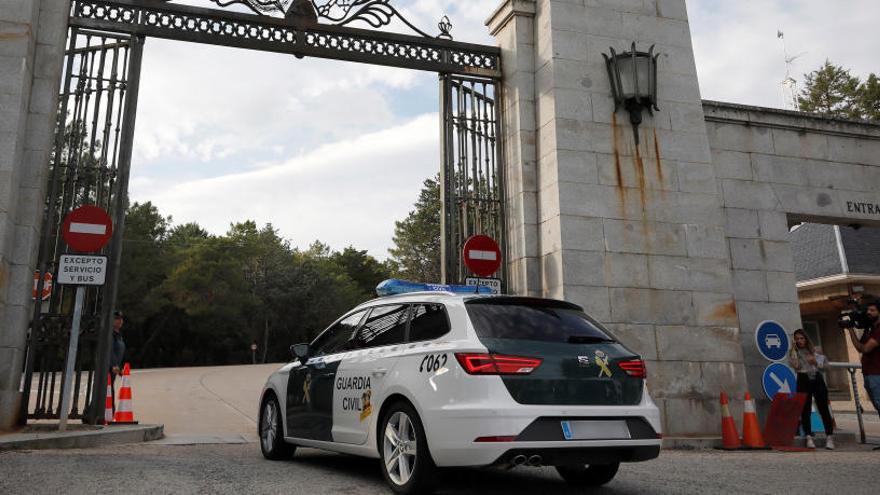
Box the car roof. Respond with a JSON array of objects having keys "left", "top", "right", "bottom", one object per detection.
[{"left": 356, "top": 293, "right": 583, "bottom": 311}]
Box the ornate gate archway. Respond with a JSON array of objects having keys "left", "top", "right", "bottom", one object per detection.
[{"left": 25, "top": 0, "right": 506, "bottom": 425}]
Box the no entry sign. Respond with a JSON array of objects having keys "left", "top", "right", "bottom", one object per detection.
[
  {"left": 463, "top": 235, "right": 502, "bottom": 277},
  {"left": 62, "top": 205, "right": 113, "bottom": 253}
]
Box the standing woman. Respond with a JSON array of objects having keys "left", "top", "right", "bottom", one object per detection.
[{"left": 788, "top": 329, "right": 835, "bottom": 449}]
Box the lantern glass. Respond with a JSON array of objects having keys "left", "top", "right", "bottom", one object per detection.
[{"left": 616, "top": 54, "right": 653, "bottom": 100}]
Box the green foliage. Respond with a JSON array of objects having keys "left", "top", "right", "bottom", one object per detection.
[
  {"left": 798, "top": 61, "right": 879, "bottom": 121},
  {"left": 116, "top": 204, "right": 386, "bottom": 368},
  {"left": 387, "top": 175, "right": 442, "bottom": 283},
  {"left": 858, "top": 73, "right": 880, "bottom": 122}
]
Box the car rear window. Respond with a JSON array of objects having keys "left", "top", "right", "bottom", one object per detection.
[{"left": 465, "top": 298, "right": 614, "bottom": 343}]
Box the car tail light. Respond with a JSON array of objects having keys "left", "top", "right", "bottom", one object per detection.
[
  {"left": 455, "top": 353, "right": 543, "bottom": 375},
  {"left": 618, "top": 359, "right": 647, "bottom": 378}
]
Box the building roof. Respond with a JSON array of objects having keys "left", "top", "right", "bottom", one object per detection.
[
  {"left": 839, "top": 226, "right": 880, "bottom": 275},
  {"left": 790, "top": 224, "right": 880, "bottom": 282},
  {"left": 790, "top": 223, "right": 844, "bottom": 281}
]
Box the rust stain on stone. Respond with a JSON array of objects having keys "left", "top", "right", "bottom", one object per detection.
[
  {"left": 711, "top": 301, "right": 739, "bottom": 321},
  {"left": 634, "top": 142, "right": 648, "bottom": 214},
  {"left": 0, "top": 26, "right": 31, "bottom": 40},
  {"left": 652, "top": 128, "right": 664, "bottom": 183}
]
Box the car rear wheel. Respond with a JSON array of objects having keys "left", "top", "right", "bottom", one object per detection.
[
  {"left": 260, "top": 395, "right": 295, "bottom": 460},
  {"left": 555, "top": 462, "right": 620, "bottom": 487},
  {"left": 379, "top": 402, "right": 437, "bottom": 494}
]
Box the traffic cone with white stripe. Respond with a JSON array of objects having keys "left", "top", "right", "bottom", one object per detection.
[
  {"left": 113, "top": 363, "right": 138, "bottom": 424},
  {"left": 104, "top": 373, "right": 113, "bottom": 425},
  {"left": 741, "top": 392, "right": 767, "bottom": 449},
  {"left": 719, "top": 391, "right": 741, "bottom": 450}
]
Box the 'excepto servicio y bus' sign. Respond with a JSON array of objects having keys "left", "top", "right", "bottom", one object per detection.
[{"left": 57, "top": 254, "right": 108, "bottom": 286}]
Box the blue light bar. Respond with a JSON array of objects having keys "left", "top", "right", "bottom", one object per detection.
[{"left": 376, "top": 279, "right": 493, "bottom": 297}]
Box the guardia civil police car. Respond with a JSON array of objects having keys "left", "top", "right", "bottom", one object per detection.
[{"left": 258, "top": 280, "right": 661, "bottom": 493}]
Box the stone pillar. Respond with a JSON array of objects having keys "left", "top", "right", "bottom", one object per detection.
[
  {"left": 490, "top": 0, "right": 747, "bottom": 435},
  {"left": 0, "top": 0, "right": 69, "bottom": 429},
  {"left": 488, "top": 0, "right": 542, "bottom": 297}
]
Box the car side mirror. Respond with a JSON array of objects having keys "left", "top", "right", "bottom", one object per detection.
[{"left": 291, "top": 343, "right": 310, "bottom": 360}]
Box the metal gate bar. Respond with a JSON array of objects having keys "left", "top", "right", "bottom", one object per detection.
[
  {"left": 21, "top": 29, "right": 138, "bottom": 422},
  {"left": 440, "top": 74, "right": 506, "bottom": 285}
]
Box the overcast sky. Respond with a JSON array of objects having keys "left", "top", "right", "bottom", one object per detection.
[{"left": 128, "top": 0, "right": 880, "bottom": 259}]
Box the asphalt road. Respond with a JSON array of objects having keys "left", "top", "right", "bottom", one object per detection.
[{"left": 1, "top": 442, "right": 877, "bottom": 495}]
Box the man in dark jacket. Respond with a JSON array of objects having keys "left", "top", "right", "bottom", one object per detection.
[{"left": 109, "top": 311, "right": 126, "bottom": 410}]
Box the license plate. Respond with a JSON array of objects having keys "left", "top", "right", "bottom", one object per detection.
[{"left": 560, "top": 420, "right": 631, "bottom": 440}]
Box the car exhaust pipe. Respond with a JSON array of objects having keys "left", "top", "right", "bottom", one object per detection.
[
  {"left": 512, "top": 455, "right": 528, "bottom": 466},
  {"left": 528, "top": 455, "right": 542, "bottom": 466}
]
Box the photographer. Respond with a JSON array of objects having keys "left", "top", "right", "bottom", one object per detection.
[{"left": 844, "top": 302, "right": 880, "bottom": 431}]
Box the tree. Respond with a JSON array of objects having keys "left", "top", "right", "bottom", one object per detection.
[
  {"left": 858, "top": 73, "right": 880, "bottom": 122},
  {"left": 331, "top": 246, "right": 391, "bottom": 297},
  {"left": 388, "top": 176, "right": 442, "bottom": 283},
  {"left": 798, "top": 60, "right": 861, "bottom": 119}
]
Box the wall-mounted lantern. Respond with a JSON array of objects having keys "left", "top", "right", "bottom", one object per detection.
[{"left": 603, "top": 42, "right": 660, "bottom": 145}]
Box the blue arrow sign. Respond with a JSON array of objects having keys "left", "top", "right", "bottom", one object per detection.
[
  {"left": 755, "top": 320, "right": 789, "bottom": 361},
  {"left": 762, "top": 363, "right": 797, "bottom": 400}
]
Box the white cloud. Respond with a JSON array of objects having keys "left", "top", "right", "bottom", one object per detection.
[
  {"left": 132, "top": 114, "right": 440, "bottom": 259},
  {"left": 128, "top": 0, "right": 880, "bottom": 259},
  {"left": 689, "top": 0, "right": 880, "bottom": 108}
]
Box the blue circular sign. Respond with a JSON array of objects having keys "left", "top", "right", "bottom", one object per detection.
[
  {"left": 762, "top": 363, "right": 797, "bottom": 400},
  {"left": 755, "top": 320, "right": 789, "bottom": 361}
]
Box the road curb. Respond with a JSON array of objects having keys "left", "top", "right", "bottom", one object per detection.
[
  {"left": 661, "top": 431, "right": 861, "bottom": 450},
  {"left": 0, "top": 424, "right": 164, "bottom": 451},
  {"left": 662, "top": 437, "right": 721, "bottom": 450}
]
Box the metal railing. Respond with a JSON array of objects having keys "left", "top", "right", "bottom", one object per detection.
[{"left": 827, "top": 362, "right": 867, "bottom": 444}]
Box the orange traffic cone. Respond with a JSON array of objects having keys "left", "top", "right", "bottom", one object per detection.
[
  {"left": 720, "top": 391, "right": 741, "bottom": 450},
  {"left": 113, "top": 363, "right": 138, "bottom": 424},
  {"left": 741, "top": 392, "right": 767, "bottom": 449},
  {"left": 104, "top": 373, "right": 113, "bottom": 425}
]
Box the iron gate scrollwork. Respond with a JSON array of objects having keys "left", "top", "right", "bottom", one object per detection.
[
  {"left": 22, "top": 29, "right": 143, "bottom": 423},
  {"left": 69, "top": 0, "right": 500, "bottom": 77},
  {"left": 440, "top": 75, "right": 506, "bottom": 286}
]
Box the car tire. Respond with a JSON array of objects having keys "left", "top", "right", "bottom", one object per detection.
[
  {"left": 555, "top": 462, "right": 620, "bottom": 487},
  {"left": 378, "top": 401, "right": 437, "bottom": 494},
  {"left": 260, "top": 394, "right": 295, "bottom": 460}
]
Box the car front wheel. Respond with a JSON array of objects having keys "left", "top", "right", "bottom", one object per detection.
[
  {"left": 260, "top": 395, "right": 295, "bottom": 460},
  {"left": 378, "top": 402, "right": 437, "bottom": 494},
  {"left": 555, "top": 462, "right": 620, "bottom": 487}
]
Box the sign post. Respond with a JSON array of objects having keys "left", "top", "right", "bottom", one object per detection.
[{"left": 57, "top": 206, "right": 112, "bottom": 431}]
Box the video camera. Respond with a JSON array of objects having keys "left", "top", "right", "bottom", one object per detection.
[{"left": 838, "top": 298, "right": 872, "bottom": 330}]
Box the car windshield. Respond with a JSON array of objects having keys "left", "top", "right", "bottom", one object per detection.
[{"left": 465, "top": 298, "right": 614, "bottom": 343}]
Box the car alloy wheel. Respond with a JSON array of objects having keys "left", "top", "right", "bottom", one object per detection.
[
  {"left": 261, "top": 399, "right": 278, "bottom": 453},
  {"left": 260, "top": 395, "right": 294, "bottom": 460},
  {"left": 383, "top": 411, "right": 418, "bottom": 485}
]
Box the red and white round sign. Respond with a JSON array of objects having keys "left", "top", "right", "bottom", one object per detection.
[
  {"left": 462, "top": 235, "right": 502, "bottom": 278},
  {"left": 32, "top": 271, "right": 53, "bottom": 301},
  {"left": 62, "top": 205, "right": 113, "bottom": 253}
]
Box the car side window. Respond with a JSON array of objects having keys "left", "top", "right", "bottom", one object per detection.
[
  {"left": 408, "top": 304, "right": 451, "bottom": 342},
  {"left": 356, "top": 304, "right": 409, "bottom": 349},
  {"left": 311, "top": 310, "right": 367, "bottom": 357}
]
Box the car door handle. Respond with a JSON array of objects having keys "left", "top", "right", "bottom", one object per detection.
[{"left": 372, "top": 368, "right": 388, "bottom": 377}]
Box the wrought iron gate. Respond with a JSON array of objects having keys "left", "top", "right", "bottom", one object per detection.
[
  {"left": 21, "top": 28, "right": 143, "bottom": 423},
  {"left": 440, "top": 75, "right": 506, "bottom": 285},
  {"left": 21, "top": 0, "right": 505, "bottom": 425}
]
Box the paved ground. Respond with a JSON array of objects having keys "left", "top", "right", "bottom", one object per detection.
[
  {"left": 128, "top": 363, "right": 281, "bottom": 440},
  {"left": 0, "top": 442, "right": 877, "bottom": 494}
]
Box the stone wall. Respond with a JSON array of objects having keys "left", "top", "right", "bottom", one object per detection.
[
  {"left": 490, "top": 0, "right": 748, "bottom": 435},
  {"left": 704, "top": 101, "right": 880, "bottom": 411},
  {"left": 0, "top": 0, "right": 69, "bottom": 429}
]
